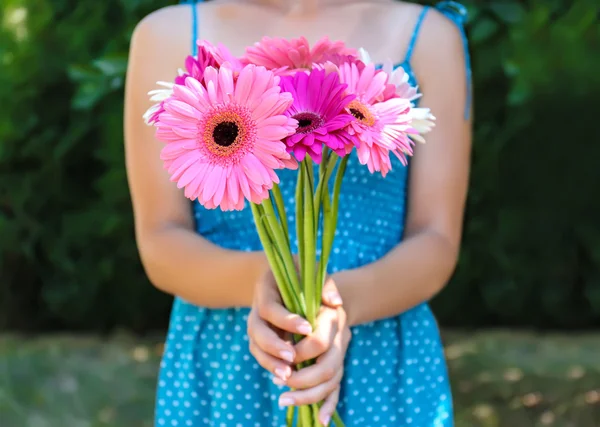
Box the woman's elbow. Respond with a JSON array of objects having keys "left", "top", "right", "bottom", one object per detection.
[
  {"left": 136, "top": 230, "right": 175, "bottom": 294},
  {"left": 434, "top": 232, "right": 461, "bottom": 293}
]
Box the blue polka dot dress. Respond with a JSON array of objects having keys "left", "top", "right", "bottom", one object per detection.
[{"left": 155, "top": 2, "right": 471, "bottom": 426}]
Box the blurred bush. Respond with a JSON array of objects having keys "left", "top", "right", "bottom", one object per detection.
[
  {"left": 0, "top": 0, "right": 599, "bottom": 332},
  {"left": 0, "top": 0, "right": 179, "bottom": 332}
]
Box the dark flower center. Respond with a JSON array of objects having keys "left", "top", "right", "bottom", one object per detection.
[
  {"left": 292, "top": 112, "right": 323, "bottom": 134},
  {"left": 349, "top": 108, "right": 365, "bottom": 120},
  {"left": 298, "top": 118, "right": 312, "bottom": 128},
  {"left": 212, "top": 121, "right": 239, "bottom": 147}
]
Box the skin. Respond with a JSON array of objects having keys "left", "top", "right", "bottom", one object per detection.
[{"left": 124, "top": 0, "right": 471, "bottom": 424}]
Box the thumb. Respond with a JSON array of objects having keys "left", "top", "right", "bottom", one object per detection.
[{"left": 321, "top": 277, "right": 343, "bottom": 307}]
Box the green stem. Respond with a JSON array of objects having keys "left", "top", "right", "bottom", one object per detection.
[
  {"left": 271, "top": 183, "right": 290, "bottom": 243},
  {"left": 250, "top": 203, "right": 297, "bottom": 313},
  {"left": 262, "top": 197, "right": 306, "bottom": 317},
  {"left": 298, "top": 404, "right": 313, "bottom": 426},
  {"left": 322, "top": 156, "right": 348, "bottom": 268},
  {"left": 296, "top": 156, "right": 348, "bottom": 427},
  {"left": 302, "top": 159, "right": 317, "bottom": 326},
  {"left": 312, "top": 404, "right": 324, "bottom": 427},
  {"left": 315, "top": 183, "right": 331, "bottom": 307},
  {"left": 296, "top": 167, "right": 305, "bottom": 273},
  {"left": 313, "top": 149, "right": 330, "bottom": 227},
  {"left": 315, "top": 151, "right": 339, "bottom": 212},
  {"left": 261, "top": 206, "right": 298, "bottom": 303},
  {"left": 286, "top": 406, "right": 295, "bottom": 427},
  {"left": 315, "top": 153, "right": 340, "bottom": 305},
  {"left": 331, "top": 411, "right": 345, "bottom": 426},
  {"left": 332, "top": 157, "right": 349, "bottom": 218}
]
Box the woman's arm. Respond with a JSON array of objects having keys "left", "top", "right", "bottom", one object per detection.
[
  {"left": 334, "top": 10, "right": 472, "bottom": 326},
  {"left": 124, "top": 7, "right": 268, "bottom": 308}
]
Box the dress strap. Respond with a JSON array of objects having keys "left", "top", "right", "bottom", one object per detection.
[
  {"left": 404, "top": 6, "right": 430, "bottom": 64},
  {"left": 184, "top": 0, "right": 199, "bottom": 54},
  {"left": 435, "top": 1, "right": 472, "bottom": 120}
]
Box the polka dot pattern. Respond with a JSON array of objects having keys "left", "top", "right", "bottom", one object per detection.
[{"left": 155, "top": 59, "right": 454, "bottom": 426}]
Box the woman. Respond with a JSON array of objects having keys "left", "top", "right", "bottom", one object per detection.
[{"left": 124, "top": 0, "right": 472, "bottom": 425}]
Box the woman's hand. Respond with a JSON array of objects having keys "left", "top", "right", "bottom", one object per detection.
[
  {"left": 247, "top": 269, "right": 351, "bottom": 425},
  {"left": 247, "top": 269, "right": 314, "bottom": 381},
  {"left": 280, "top": 298, "right": 351, "bottom": 425}
]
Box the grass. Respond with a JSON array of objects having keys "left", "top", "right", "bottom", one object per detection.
[
  {"left": 0, "top": 330, "right": 599, "bottom": 427},
  {"left": 444, "top": 331, "right": 600, "bottom": 427}
]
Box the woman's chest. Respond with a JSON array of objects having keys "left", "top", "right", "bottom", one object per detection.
[
  {"left": 194, "top": 150, "right": 410, "bottom": 250},
  {"left": 194, "top": 2, "right": 414, "bottom": 64}
]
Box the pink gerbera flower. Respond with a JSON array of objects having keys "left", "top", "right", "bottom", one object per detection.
[
  {"left": 279, "top": 69, "right": 355, "bottom": 162},
  {"left": 244, "top": 36, "right": 358, "bottom": 73},
  {"left": 338, "top": 62, "right": 416, "bottom": 176},
  {"left": 152, "top": 65, "right": 298, "bottom": 211}
]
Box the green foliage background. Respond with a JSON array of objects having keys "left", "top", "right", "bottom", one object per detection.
[{"left": 1, "top": 0, "right": 599, "bottom": 332}]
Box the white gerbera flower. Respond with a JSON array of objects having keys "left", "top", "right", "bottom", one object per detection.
[
  {"left": 143, "top": 81, "right": 174, "bottom": 125},
  {"left": 409, "top": 108, "right": 436, "bottom": 143}
]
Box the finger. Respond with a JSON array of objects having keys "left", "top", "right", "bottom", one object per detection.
[
  {"left": 294, "top": 308, "right": 338, "bottom": 364},
  {"left": 278, "top": 369, "right": 343, "bottom": 407},
  {"left": 319, "top": 387, "right": 341, "bottom": 426},
  {"left": 285, "top": 346, "right": 343, "bottom": 390},
  {"left": 321, "top": 277, "right": 343, "bottom": 307},
  {"left": 248, "top": 339, "right": 293, "bottom": 381},
  {"left": 248, "top": 311, "right": 296, "bottom": 363},
  {"left": 257, "top": 292, "right": 312, "bottom": 336}
]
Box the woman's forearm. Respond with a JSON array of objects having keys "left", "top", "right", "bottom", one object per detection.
[
  {"left": 138, "top": 225, "right": 268, "bottom": 308},
  {"left": 333, "top": 229, "right": 459, "bottom": 326}
]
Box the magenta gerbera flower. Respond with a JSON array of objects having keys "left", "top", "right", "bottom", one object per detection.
[
  {"left": 279, "top": 69, "right": 355, "bottom": 163},
  {"left": 174, "top": 43, "right": 219, "bottom": 86},
  {"left": 244, "top": 36, "right": 358, "bottom": 73},
  {"left": 198, "top": 40, "right": 245, "bottom": 73},
  {"left": 152, "top": 65, "right": 298, "bottom": 211},
  {"left": 338, "top": 62, "right": 416, "bottom": 176}
]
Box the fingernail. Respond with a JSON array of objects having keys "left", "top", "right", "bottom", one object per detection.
[
  {"left": 321, "top": 414, "right": 331, "bottom": 425},
  {"left": 272, "top": 377, "right": 286, "bottom": 386},
  {"left": 279, "top": 350, "right": 294, "bottom": 363},
  {"left": 297, "top": 322, "right": 312, "bottom": 335},
  {"left": 326, "top": 292, "right": 343, "bottom": 305},
  {"left": 274, "top": 367, "right": 289, "bottom": 380},
  {"left": 278, "top": 396, "right": 294, "bottom": 407}
]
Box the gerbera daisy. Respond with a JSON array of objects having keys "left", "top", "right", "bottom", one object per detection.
[
  {"left": 408, "top": 107, "right": 436, "bottom": 144},
  {"left": 174, "top": 43, "right": 219, "bottom": 86},
  {"left": 378, "top": 60, "right": 436, "bottom": 143},
  {"left": 381, "top": 60, "right": 420, "bottom": 102},
  {"left": 338, "top": 62, "right": 416, "bottom": 176},
  {"left": 279, "top": 69, "right": 355, "bottom": 162},
  {"left": 244, "top": 36, "right": 357, "bottom": 73},
  {"left": 152, "top": 64, "right": 298, "bottom": 211},
  {"left": 358, "top": 49, "right": 419, "bottom": 103},
  {"left": 144, "top": 43, "right": 220, "bottom": 125},
  {"left": 198, "top": 40, "right": 245, "bottom": 73},
  {"left": 143, "top": 81, "right": 175, "bottom": 125}
]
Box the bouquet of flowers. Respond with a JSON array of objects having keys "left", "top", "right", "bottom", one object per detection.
[{"left": 144, "top": 36, "right": 435, "bottom": 427}]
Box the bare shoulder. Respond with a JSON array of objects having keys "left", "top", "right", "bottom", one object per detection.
[
  {"left": 124, "top": 4, "right": 198, "bottom": 233},
  {"left": 130, "top": 4, "right": 191, "bottom": 63},
  {"left": 413, "top": 6, "right": 466, "bottom": 68},
  {"left": 419, "top": 7, "right": 464, "bottom": 52},
  {"left": 386, "top": 0, "right": 426, "bottom": 19},
  {"left": 410, "top": 6, "right": 467, "bottom": 90},
  {"left": 133, "top": 4, "right": 191, "bottom": 38},
  {"left": 369, "top": 1, "right": 443, "bottom": 63},
  {"left": 126, "top": 3, "right": 195, "bottom": 114}
]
